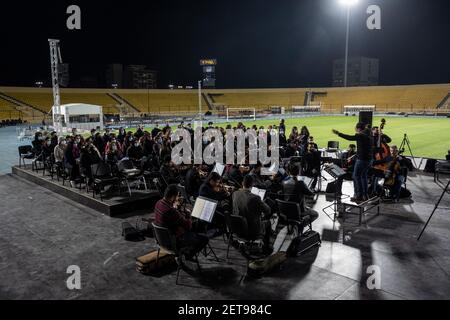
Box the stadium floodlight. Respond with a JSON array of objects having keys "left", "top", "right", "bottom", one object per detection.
[
  {"left": 338, "top": 0, "right": 359, "bottom": 87},
  {"left": 339, "top": 0, "right": 359, "bottom": 6}
]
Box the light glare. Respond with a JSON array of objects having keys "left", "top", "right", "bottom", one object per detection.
[{"left": 339, "top": 0, "right": 359, "bottom": 6}]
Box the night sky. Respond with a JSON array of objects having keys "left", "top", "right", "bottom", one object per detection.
[{"left": 0, "top": 0, "right": 449, "bottom": 88}]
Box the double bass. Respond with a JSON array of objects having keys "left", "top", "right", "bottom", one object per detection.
[{"left": 374, "top": 119, "right": 391, "bottom": 171}]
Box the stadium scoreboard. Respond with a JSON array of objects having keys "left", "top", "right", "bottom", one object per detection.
[{"left": 200, "top": 58, "right": 217, "bottom": 88}]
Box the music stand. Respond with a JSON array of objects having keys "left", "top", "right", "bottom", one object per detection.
[
  {"left": 190, "top": 197, "right": 221, "bottom": 261},
  {"left": 322, "top": 164, "right": 347, "bottom": 222},
  {"left": 417, "top": 180, "right": 450, "bottom": 241}
]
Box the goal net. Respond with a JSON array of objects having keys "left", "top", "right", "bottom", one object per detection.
[
  {"left": 226, "top": 108, "right": 256, "bottom": 122},
  {"left": 344, "top": 105, "right": 376, "bottom": 115},
  {"left": 291, "top": 105, "right": 321, "bottom": 114}
]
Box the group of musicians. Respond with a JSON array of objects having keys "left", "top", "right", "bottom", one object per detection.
[
  {"left": 333, "top": 119, "right": 408, "bottom": 204},
  {"left": 153, "top": 119, "right": 409, "bottom": 268}
]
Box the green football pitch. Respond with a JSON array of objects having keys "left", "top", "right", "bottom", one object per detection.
[{"left": 135, "top": 116, "right": 450, "bottom": 160}]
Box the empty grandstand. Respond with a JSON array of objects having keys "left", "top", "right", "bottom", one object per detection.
[{"left": 1, "top": 83, "right": 449, "bottom": 122}]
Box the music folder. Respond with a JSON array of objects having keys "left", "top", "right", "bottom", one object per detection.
[
  {"left": 251, "top": 187, "right": 266, "bottom": 201},
  {"left": 213, "top": 163, "right": 226, "bottom": 176},
  {"left": 191, "top": 197, "right": 218, "bottom": 223}
]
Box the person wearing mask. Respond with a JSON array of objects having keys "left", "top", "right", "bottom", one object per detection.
[
  {"left": 105, "top": 135, "right": 123, "bottom": 163},
  {"left": 154, "top": 184, "right": 209, "bottom": 265},
  {"left": 117, "top": 127, "right": 126, "bottom": 144},
  {"left": 50, "top": 131, "right": 58, "bottom": 150},
  {"left": 54, "top": 137, "right": 66, "bottom": 164},
  {"left": 332, "top": 122, "right": 373, "bottom": 203},
  {"left": 80, "top": 138, "right": 102, "bottom": 186},
  {"left": 32, "top": 132, "right": 44, "bottom": 156},
  {"left": 127, "top": 138, "right": 144, "bottom": 165},
  {"left": 93, "top": 132, "right": 105, "bottom": 157},
  {"left": 64, "top": 137, "right": 79, "bottom": 187},
  {"left": 232, "top": 175, "right": 273, "bottom": 252},
  {"left": 282, "top": 163, "right": 318, "bottom": 223}
]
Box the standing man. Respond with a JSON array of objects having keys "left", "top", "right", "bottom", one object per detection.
[{"left": 332, "top": 122, "right": 373, "bottom": 203}]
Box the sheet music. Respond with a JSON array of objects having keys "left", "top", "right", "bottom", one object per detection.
[
  {"left": 297, "top": 176, "right": 313, "bottom": 187},
  {"left": 213, "top": 163, "right": 225, "bottom": 176},
  {"left": 251, "top": 187, "right": 266, "bottom": 201},
  {"left": 191, "top": 197, "right": 217, "bottom": 223}
]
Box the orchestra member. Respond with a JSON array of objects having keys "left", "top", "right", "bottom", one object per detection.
[
  {"left": 160, "top": 155, "right": 179, "bottom": 185},
  {"left": 232, "top": 175, "right": 273, "bottom": 253},
  {"left": 249, "top": 162, "right": 272, "bottom": 189},
  {"left": 384, "top": 145, "right": 405, "bottom": 202},
  {"left": 199, "top": 172, "right": 229, "bottom": 202},
  {"left": 185, "top": 165, "right": 202, "bottom": 198},
  {"left": 332, "top": 122, "right": 373, "bottom": 203},
  {"left": 154, "top": 184, "right": 209, "bottom": 263},
  {"left": 282, "top": 164, "right": 318, "bottom": 223}
]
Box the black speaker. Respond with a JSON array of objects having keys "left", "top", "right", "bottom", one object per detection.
[{"left": 359, "top": 111, "right": 373, "bottom": 128}]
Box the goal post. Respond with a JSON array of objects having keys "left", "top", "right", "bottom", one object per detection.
[{"left": 226, "top": 108, "right": 256, "bottom": 122}]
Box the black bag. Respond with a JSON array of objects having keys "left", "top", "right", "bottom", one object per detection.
[
  {"left": 122, "top": 222, "right": 144, "bottom": 241},
  {"left": 287, "top": 230, "right": 321, "bottom": 257},
  {"left": 424, "top": 159, "right": 437, "bottom": 173},
  {"left": 400, "top": 187, "right": 412, "bottom": 199}
]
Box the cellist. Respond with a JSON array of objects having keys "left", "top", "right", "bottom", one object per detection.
[{"left": 370, "top": 120, "right": 393, "bottom": 196}]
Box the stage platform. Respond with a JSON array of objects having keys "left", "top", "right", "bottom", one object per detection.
[{"left": 11, "top": 165, "right": 160, "bottom": 217}]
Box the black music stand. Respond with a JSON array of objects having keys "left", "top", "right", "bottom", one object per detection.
[
  {"left": 417, "top": 179, "right": 450, "bottom": 241},
  {"left": 322, "top": 164, "right": 348, "bottom": 222}
]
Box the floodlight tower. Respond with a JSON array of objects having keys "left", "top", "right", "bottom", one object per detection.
[
  {"left": 48, "top": 39, "right": 63, "bottom": 133},
  {"left": 339, "top": 0, "right": 359, "bottom": 87}
]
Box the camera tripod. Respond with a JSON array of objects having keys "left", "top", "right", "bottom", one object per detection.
[
  {"left": 399, "top": 133, "right": 417, "bottom": 169},
  {"left": 417, "top": 179, "right": 450, "bottom": 241}
]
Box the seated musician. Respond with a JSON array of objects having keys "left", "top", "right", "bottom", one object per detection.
[
  {"left": 341, "top": 144, "right": 357, "bottom": 180},
  {"left": 232, "top": 175, "right": 273, "bottom": 253},
  {"left": 199, "top": 172, "right": 229, "bottom": 202},
  {"left": 302, "top": 137, "right": 320, "bottom": 190},
  {"left": 185, "top": 165, "right": 202, "bottom": 198},
  {"left": 154, "top": 184, "right": 208, "bottom": 261},
  {"left": 160, "top": 155, "right": 179, "bottom": 185},
  {"left": 226, "top": 164, "right": 248, "bottom": 187},
  {"left": 372, "top": 126, "right": 392, "bottom": 150},
  {"left": 282, "top": 163, "right": 319, "bottom": 222},
  {"left": 384, "top": 145, "right": 406, "bottom": 202},
  {"left": 249, "top": 162, "right": 272, "bottom": 189}
]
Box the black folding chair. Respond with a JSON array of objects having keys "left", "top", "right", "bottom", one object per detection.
[
  {"left": 152, "top": 223, "right": 200, "bottom": 285},
  {"left": 18, "top": 145, "right": 35, "bottom": 168},
  {"left": 91, "top": 162, "right": 121, "bottom": 201},
  {"left": 118, "top": 159, "right": 147, "bottom": 196}
]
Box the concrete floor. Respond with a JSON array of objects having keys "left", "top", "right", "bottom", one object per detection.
[{"left": 0, "top": 126, "right": 450, "bottom": 300}]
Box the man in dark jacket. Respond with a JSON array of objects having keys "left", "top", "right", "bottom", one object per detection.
[
  {"left": 332, "top": 122, "right": 373, "bottom": 203},
  {"left": 232, "top": 175, "right": 272, "bottom": 250},
  {"left": 282, "top": 163, "right": 318, "bottom": 223}
]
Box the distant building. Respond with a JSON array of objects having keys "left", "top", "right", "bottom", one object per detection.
[
  {"left": 333, "top": 57, "right": 379, "bottom": 87},
  {"left": 106, "top": 64, "right": 124, "bottom": 88},
  {"left": 124, "top": 65, "right": 157, "bottom": 89}
]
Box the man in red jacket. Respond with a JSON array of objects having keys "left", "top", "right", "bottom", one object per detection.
[{"left": 154, "top": 184, "right": 208, "bottom": 261}]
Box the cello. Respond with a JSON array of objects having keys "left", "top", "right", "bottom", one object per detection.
[{"left": 374, "top": 119, "right": 391, "bottom": 171}]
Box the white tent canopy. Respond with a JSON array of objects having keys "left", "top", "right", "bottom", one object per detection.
[{"left": 52, "top": 103, "right": 104, "bottom": 132}]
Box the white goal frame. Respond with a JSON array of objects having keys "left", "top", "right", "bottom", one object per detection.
[
  {"left": 226, "top": 108, "right": 256, "bottom": 122},
  {"left": 291, "top": 105, "right": 322, "bottom": 113},
  {"left": 344, "top": 105, "right": 376, "bottom": 115}
]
